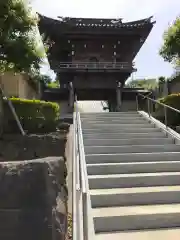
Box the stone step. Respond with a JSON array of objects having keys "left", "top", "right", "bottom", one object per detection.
[
  {"left": 95, "top": 228, "right": 180, "bottom": 240},
  {"left": 93, "top": 204, "right": 180, "bottom": 233},
  {"left": 83, "top": 127, "right": 161, "bottom": 134},
  {"left": 84, "top": 138, "right": 172, "bottom": 146},
  {"left": 85, "top": 144, "right": 180, "bottom": 154},
  {"left": 81, "top": 119, "right": 148, "bottom": 124},
  {"left": 79, "top": 112, "right": 180, "bottom": 238},
  {"left": 81, "top": 114, "right": 143, "bottom": 119},
  {"left": 88, "top": 172, "right": 180, "bottom": 189},
  {"left": 87, "top": 161, "right": 180, "bottom": 175},
  {"left": 90, "top": 186, "right": 180, "bottom": 207},
  {"left": 81, "top": 112, "right": 141, "bottom": 116},
  {"left": 81, "top": 112, "right": 139, "bottom": 116},
  {"left": 83, "top": 132, "right": 166, "bottom": 140},
  {"left": 81, "top": 116, "right": 144, "bottom": 121},
  {"left": 86, "top": 152, "right": 180, "bottom": 164},
  {"left": 82, "top": 123, "right": 154, "bottom": 129}
]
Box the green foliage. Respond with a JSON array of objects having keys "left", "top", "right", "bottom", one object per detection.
[
  {"left": 155, "top": 93, "right": 180, "bottom": 127},
  {"left": 126, "top": 78, "right": 158, "bottom": 90},
  {"left": 168, "top": 72, "right": 180, "bottom": 84},
  {"left": 0, "top": 0, "right": 46, "bottom": 73},
  {"left": 68, "top": 213, "right": 72, "bottom": 240},
  {"left": 40, "top": 75, "right": 52, "bottom": 84},
  {"left": 158, "top": 76, "right": 166, "bottom": 83},
  {"left": 4, "top": 97, "right": 60, "bottom": 133},
  {"left": 30, "top": 73, "right": 52, "bottom": 85},
  {"left": 159, "top": 17, "right": 180, "bottom": 65},
  {"left": 47, "top": 80, "right": 60, "bottom": 88},
  {"left": 159, "top": 93, "right": 180, "bottom": 109}
]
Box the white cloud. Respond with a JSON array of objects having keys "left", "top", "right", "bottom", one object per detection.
[{"left": 33, "top": 0, "right": 179, "bottom": 21}]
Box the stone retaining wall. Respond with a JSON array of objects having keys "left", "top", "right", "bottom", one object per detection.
[
  {"left": 0, "top": 133, "right": 66, "bottom": 161},
  {"left": 0, "top": 157, "right": 67, "bottom": 240},
  {"left": 0, "top": 131, "right": 69, "bottom": 240}
]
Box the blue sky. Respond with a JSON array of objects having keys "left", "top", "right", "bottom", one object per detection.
[{"left": 32, "top": 0, "right": 180, "bottom": 79}]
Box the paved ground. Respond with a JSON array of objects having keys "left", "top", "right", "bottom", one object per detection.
[{"left": 78, "top": 101, "right": 106, "bottom": 112}]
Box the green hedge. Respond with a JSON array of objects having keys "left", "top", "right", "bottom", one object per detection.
[
  {"left": 4, "top": 98, "right": 60, "bottom": 133},
  {"left": 155, "top": 93, "right": 180, "bottom": 127}
]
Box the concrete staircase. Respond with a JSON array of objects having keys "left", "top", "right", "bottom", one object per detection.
[{"left": 81, "top": 112, "right": 180, "bottom": 239}]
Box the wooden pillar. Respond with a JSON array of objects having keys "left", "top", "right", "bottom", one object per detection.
[
  {"left": 69, "top": 82, "right": 74, "bottom": 111},
  {"left": 116, "top": 81, "right": 122, "bottom": 112},
  {"left": 0, "top": 77, "right": 4, "bottom": 136}
]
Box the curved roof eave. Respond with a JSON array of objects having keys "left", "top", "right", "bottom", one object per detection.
[{"left": 38, "top": 13, "right": 155, "bottom": 28}]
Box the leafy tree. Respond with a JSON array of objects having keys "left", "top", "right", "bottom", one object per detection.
[
  {"left": 160, "top": 17, "right": 180, "bottom": 66},
  {"left": 29, "top": 72, "right": 52, "bottom": 87},
  {"left": 158, "top": 76, "right": 166, "bottom": 83},
  {"left": 126, "top": 78, "right": 158, "bottom": 90},
  {"left": 47, "top": 79, "right": 60, "bottom": 88},
  {"left": 48, "top": 81, "right": 60, "bottom": 88},
  {"left": 0, "top": 0, "right": 46, "bottom": 73}
]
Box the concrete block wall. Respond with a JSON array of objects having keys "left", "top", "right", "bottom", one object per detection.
[
  {"left": 0, "top": 73, "right": 39, "bottom": 99},
  {"left": 0, "top": 134, "right": 67, "bottom": 161}
]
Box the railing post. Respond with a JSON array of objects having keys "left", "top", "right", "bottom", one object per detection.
[
  {"left": 164, "top": 106, "right": 168, "bottom": 128},
  {"left": 83, "top": 193, "right": 88, "bottom": 240},
  {"left": 136, "top": 95, "right": 139, "bottom": 111},
  {"left": 147, "top": 98, "right": 150, "bottom": 117}
]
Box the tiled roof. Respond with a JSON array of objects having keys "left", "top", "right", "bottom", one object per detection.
[{"left": 38, "top": 14, "right": 155, "bottom": 29}]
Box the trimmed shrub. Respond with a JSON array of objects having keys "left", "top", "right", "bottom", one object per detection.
[
  {"left": 154, "top": 93, "right": 180, "bottom": 127},
  {"left": 4, "top": 98, "right": 60, "bottom": 133}
]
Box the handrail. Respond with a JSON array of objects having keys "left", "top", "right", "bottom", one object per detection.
[
  {"left": 73, "top": 104, "right": 84, "bottom": 240},
  {"left": 74, "top": 95, "right": 87, "bottom": 194},
  {"left": 137, "top": 92, "right": 180, "bottom": 128},
  {"left": 76, "top": 112, "right": 87, "bottom": 195},
  {"left": 73, "top": 95, "right": 93, "bottom": 240},
  {"left": 74, "top": 115, "right": 80, "bottom": 191},
  {"left": 74, "top": 95, "right": 80, "bottom": 191},
  {"left": 72, "top": 112, "right": 78, "bottom": 240},
  {"left": 74, "top": 96, "right": 80, "bottom": 194},
  {"left": 138, "top": 93, "right": 180, "bottom": 114}
]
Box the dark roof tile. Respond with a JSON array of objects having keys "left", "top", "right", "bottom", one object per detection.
[{"left": 38, "top": 13, "right": 155, "bottom": 29}]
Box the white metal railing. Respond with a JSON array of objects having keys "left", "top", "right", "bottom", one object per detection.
[
  {"left": 57, "top": 61, "right": 136, "bottom": 71},
  {"left": 73, "top": 97, "right": 95, "bottom": 240}
]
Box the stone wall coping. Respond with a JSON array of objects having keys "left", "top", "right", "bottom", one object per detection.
[{"left": 0, "top": 156, "right": 64, "bottom": 165}]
